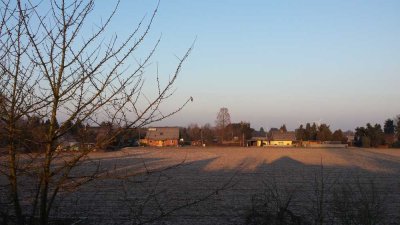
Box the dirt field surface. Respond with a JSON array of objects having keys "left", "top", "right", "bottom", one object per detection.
[{"left": 4, "top": 147, "right": 400, "bottom": 224}]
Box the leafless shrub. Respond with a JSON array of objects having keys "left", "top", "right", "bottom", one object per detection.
[
  {"left": 246, "top": 177, "right": 308, "bottom": 225},
  {"left": 247, "top": 167, "right": 390, "bottom": 225},
  {"left": 332, "top": 177, "right": 387, "bottom": 225},
  {"left": 304, "top": 163, "right": 339, "bottom": 225}
]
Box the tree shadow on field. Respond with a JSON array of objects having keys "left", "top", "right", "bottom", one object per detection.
[
  {"left": 240, "top": 154, "right": 400, "bottom": 225},
  {"left": 41, "top": 157, "right": 234, "bottom": 225}
]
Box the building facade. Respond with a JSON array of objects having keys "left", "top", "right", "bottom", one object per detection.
[{"left": 143, "top": 127, "right": 180, "bottom": 147}]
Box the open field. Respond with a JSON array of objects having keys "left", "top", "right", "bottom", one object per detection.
[{"left": 2, "top": 147, "right": 400, "bottom": 224}]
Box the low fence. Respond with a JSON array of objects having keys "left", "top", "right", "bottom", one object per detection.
[{"left": 304, "top": 143, "right": 348, "bottom": 148}]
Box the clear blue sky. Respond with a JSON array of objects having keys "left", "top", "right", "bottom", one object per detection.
[{"left": 95, "top": 0, "right": 400, "bottom": 131}]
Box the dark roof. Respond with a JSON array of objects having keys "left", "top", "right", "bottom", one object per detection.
[
  {"left": 270, "top": 131, "right": 296, "bottom": 141},
  {"left": 145, "top": 127, "right": 179, "bottom": 140}
]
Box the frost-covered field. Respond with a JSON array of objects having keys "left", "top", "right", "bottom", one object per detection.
[
  {"left": 54, "top": 147, "right": 399, "bottom": 224},
  {"left": 4, "top": 147, "right": 400, "bottom": 224}
]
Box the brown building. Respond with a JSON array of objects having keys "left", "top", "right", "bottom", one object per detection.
[{"left": 143, "top": 127, "right": 180, "bottom": 147}]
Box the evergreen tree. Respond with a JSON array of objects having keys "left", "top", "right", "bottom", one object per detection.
[
  {"left": 279, "top": 124, "right": 287, "bottom": 133},
  {"left": 296, "top": 125, "right": 306, "bottom": 141},
  {"left": 355, "top": 126, "right": 367, "bottom": 147},
  {"left": 355, "top": 123, "right": 385, "bottom": 147},
  {"left": 384, "top": 119, "right": 395, "bottom": 134},
  {"left": 304, "top": 123, "right": 312, "bottom": 141},
  {"left": 259, "top": 127, "right": 266, "bottom": 136},
  {"left": 316, "top": 124, "right": 332, "bottom": 142},
  {"left": 310, "top": 123, "right": 318, "bottom": 140}
]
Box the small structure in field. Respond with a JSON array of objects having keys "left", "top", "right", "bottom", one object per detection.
[
  {"left": 56, "top": 135, "right": 95, "bottom": 151},
  {"left": 248, "top": 137, "right": 269, "bottom": 147},
  {"left": 269, "top": 131, "right": 296, "bottom": 146},
  {"left": 143, "top": 127, "right": 180, "bottom": 147}
]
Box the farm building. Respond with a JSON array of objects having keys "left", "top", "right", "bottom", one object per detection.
[
  {"left": 248, "top": 137, "right": 269, "bottom": 147},
  {"left": 269, "top": 131, "right": 296, "bottom": 146},
  {"left": 143, "top": 127, "right": 180, "bottom": 147},
  {"left": 247, "top": 130, "right": 297, "bottom": 147}
]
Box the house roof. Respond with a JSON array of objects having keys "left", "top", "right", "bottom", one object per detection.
[
  {"left": 145, "top": 127, "right": 180, "bottom": 141},
  {"left": 270, "top": 131, "right": 296, "bottom": 141},
  {"left": 251, "top": 137, "right": 269, "bottom": 141}
]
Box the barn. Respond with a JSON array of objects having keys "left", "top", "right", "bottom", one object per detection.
[{"left": 143, "top": 127, "right": 180, "bottom": 147}]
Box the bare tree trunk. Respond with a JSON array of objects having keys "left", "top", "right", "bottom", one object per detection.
[{"left": 8, "top": 124, "right": 23, "bottom": 225}]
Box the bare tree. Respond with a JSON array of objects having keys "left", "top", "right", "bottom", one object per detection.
[
  {"left": 0, "top": 0, "right": 194, "bottom": 224},
  {"left": 215, "top": 107, "right": 231, "bottom": 142}
]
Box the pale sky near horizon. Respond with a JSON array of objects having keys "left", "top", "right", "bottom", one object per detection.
[{"left": 94, "top": 0, "right": 400, "bottom": 131}]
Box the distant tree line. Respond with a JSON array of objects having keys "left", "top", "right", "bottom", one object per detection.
[
  {"left": 5, "top": 111, "right": 398, "bottom": 150},
  {"left": 180, "top": 123, "right": 215, "bottom": 144},
  {"left": 180, "top": 122, "right": 253, "bottom": 146},
  {"left": 295, "top": 123, "right": 348, "bottom": 143},
  {"left": 0, "top": 117, "right": 145, "bottom": 151},
  {"left": 180, "top": 108, "right": 400, "bottom": 148},
  {"left": 0, "top": 116, "right": 53, "bottom": 151},
  {"left": 355, "top": 116, "right": 400, "bottom": 148}
]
